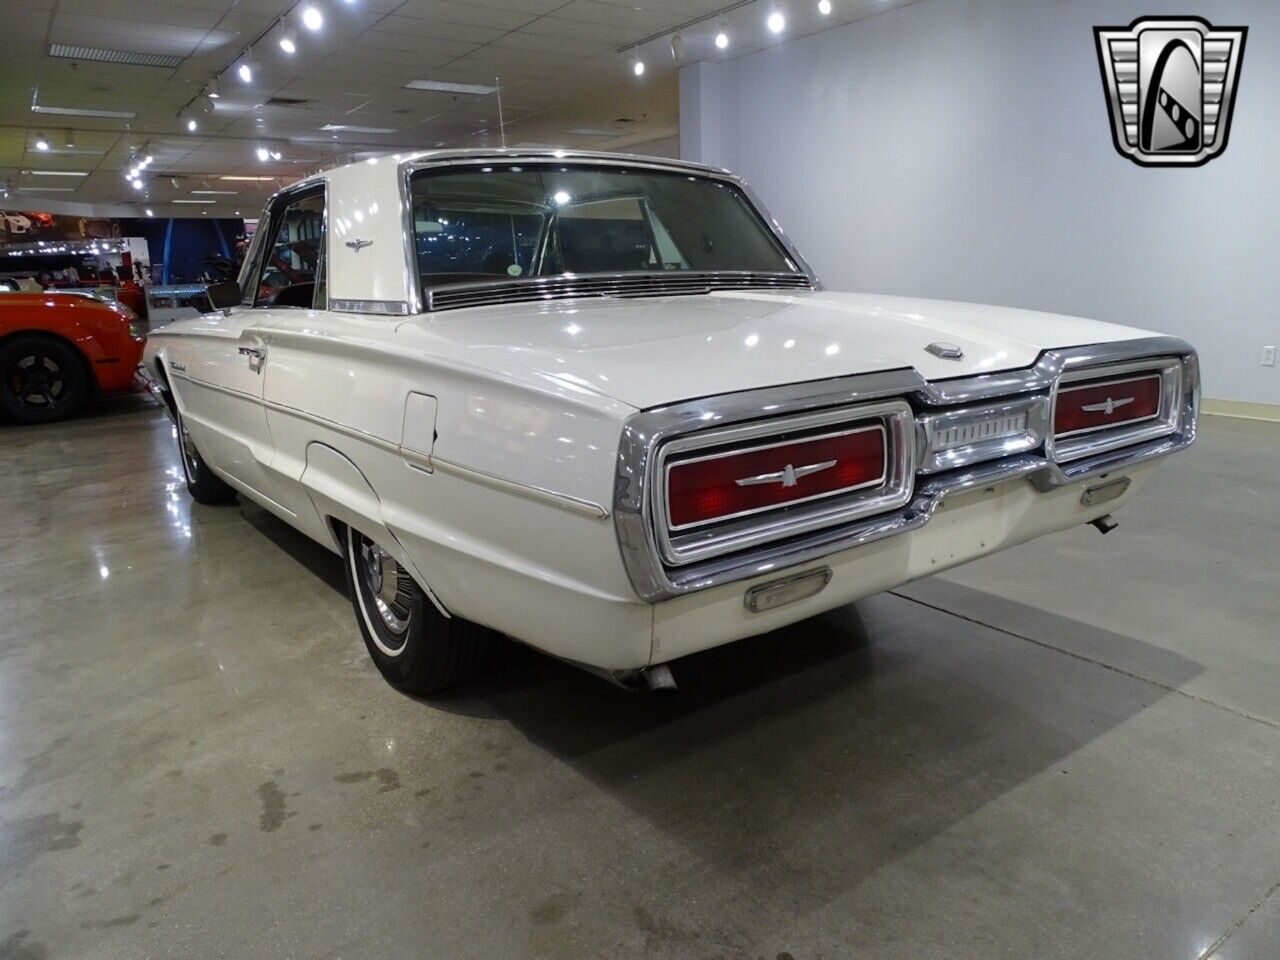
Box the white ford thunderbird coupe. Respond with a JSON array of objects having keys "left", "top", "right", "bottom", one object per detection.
[{"left": 140, "top": 149, "right": 1199, "bottom": 693}]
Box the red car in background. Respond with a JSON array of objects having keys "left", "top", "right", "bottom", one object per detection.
[{"left": 0, "top": 291, "right": 145, "bottom": 424}]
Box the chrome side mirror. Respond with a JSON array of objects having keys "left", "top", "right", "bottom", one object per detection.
[{"left": 206, "top": 280, "right": 242, "bottom": 309}]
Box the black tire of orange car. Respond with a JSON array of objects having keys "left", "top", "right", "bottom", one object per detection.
[
  {"left": 0, "top": 333, "right": 90, "bottom": 425},
  {"left": 343, "top": 525, "right": 491, "bottom": 694},
  {"left": 174, "top": 406, "right": 237, "bottom": 505}
]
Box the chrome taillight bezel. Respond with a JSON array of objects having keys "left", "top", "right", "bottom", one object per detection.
[
  {"left": 652, "top": 400, "right": 915, "bottom": 567},
  {"left": 1047, "top": 357, "right": 1183, "bottom": 464}
]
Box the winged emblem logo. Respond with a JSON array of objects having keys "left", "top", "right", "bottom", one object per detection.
[
  {"left": 1094, "top": 16, "right": 1247, "bottom": 167},
  {"left": 735, "top": 460, "right": 837, "bottom": 489},
  {"left": 1080, "top": 396, "right": 1134, "bottom": 416}
]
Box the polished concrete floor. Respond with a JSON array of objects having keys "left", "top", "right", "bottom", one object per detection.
[{"left": 2, "top": 396, "right": 1278, "bottom": 960}]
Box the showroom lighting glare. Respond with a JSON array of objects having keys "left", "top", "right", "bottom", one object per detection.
[
  {"left": 145, "top": 208, "right": 154, "bottom": 217},
  {"left": 236, "top": 54, "right": 257, "bottom": 83},
  {"left": 631, "top": 51, "right": 645, "bottom": 76},
  {"left": 278, "top": 29, "right": 297, "bottom": 54},
  {"left": 715, "top": 29, "right": 729, "bottom": 49},
  {"left": 301, "top": 5, "right": 323, "bottom": 30},
  {"left": 768, "top": 10, "right": 786, "bottom": 33},
  {"left": 34, "top": 133, "right": 50, "bottom": 151},
  {"left": 818, "top": 0, "right": 832, "bottom": 13},
  {"left": 131, "top": 178, "right": 144, "bottom": 190},
  {"left": 256, "top": 146, "right": 270, "bottom": 161},
  {"left": 186, "top": 117, "right": 199, "bottom": 132}
]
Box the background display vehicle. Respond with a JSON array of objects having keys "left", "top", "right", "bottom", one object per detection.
[
  {"left": 0, "top": 289, "right": 145, "bottom": 423},
  {"left": 140, "top": 149, "right": 1199, "bottom": 694}
]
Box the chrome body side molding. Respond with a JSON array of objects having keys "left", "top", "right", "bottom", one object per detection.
[{"left": 614, "top": 337, "right": 1199, "bottom": 601}]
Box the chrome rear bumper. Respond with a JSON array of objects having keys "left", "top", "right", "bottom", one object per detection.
[
  {"left": 616, "top": 336, "right": 1199, "bottom": 601},
  {"left": 133, "top": 363, "right": 175, "bottom": 421}
]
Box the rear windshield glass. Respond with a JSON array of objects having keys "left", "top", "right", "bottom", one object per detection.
[{"left": 408, "top": 163, "right": 797, "bottom": 289}]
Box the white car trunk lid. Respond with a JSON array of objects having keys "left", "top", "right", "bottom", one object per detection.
[{"left": 410, "top": 290, "right": 1158, "bottom": 409}]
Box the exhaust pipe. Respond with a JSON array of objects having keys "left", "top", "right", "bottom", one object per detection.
[
  {"left": 643, "top": 664, "right": 678, "bottom": 694},
  {"left": 1090, "top": 514, "right": 1118, "bottom": 535}
]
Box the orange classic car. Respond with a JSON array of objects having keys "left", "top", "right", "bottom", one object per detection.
[{"left": 0, "top": 291, "right": 145, "bottom": 424}]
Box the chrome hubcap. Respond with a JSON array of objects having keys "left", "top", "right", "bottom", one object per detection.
[{"left": 359, "top": 539, "right": 412, "bottom": 636}]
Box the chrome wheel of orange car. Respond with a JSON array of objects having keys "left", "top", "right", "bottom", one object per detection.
[{"left": 0, "top": 334, "right": 88, "bottom": 425}]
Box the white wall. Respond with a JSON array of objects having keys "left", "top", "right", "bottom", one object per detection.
[{"left": 681, "top": 0, "right": 1279, "bottom": 405}]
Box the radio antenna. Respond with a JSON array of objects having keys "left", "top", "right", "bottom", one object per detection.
[{"left": 495, "top": 76, "right": 507, "bottom": 149}]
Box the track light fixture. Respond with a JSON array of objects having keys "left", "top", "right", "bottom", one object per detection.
[
  {"left": 669, "top": 32, "right": 684, "bottom": 60},
  {"left": 34, "top": 133, "right": 50, "bottom": 151}
]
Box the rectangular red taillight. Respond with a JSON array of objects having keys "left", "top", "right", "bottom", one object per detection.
[
  {"left": 1055, "top": 374, "right": 1162, "bottom": 438},
  {"left": 666, "top": 425, "right": 887, "bottom": 529}
]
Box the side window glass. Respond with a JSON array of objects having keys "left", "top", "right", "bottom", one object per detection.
[{"left": 253, "top": 192, "right": 325, "bottom": 308}]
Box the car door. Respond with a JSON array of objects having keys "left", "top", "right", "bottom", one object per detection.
[{"left": 173, "top": 185, "right": 326, "bottom": 515}]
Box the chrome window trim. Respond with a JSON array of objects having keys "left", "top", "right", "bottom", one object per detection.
[
  {"left": 614, "top": 336, "right": 1199, "bottom": 601},
  {"left": 398, "top": 151, "right": 820, "bottom": 314},
  {"left": 328, "top": 298, "right": 411, "bottom": 316},
  {"left": 1047, "top": 358, "right": 1183, "bottom": 463},
  {"left": 654, "top": 404, "right": 913, "bottom": 567},
  {"left": 663, "top": 421, "right": 888, "bottom": 533}
]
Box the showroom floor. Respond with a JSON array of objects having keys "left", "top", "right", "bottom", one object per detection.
[{"left": 1, "top": 397, "right": 1277, "bottom": 960}]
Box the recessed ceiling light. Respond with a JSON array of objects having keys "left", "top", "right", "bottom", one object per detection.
[
  {"left": 403, "top": 79, "right": 498, "bottom": 95},
  {"left": 47, "top": 43, "right": 184, "bottom": 68},
  {"left": 21, "top": 170, "right": 88, "bottom": 176},
  {"left": 768, "top": 10, "right": 786, "bottom": 33},
  {"left": 301, "top": 5, "right": 323, "bottom": 30},
  {"left": 818, "top": 0, "right": 832, "bottom": 13}
]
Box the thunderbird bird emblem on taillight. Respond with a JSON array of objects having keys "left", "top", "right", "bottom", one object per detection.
[
  {"left": 734, "top": 460, "right": 838, "bottom": 489},
  {"left": 1080, "top": 396, "right": 1135, "bottom": 416}
]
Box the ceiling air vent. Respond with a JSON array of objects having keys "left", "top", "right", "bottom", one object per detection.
[{"left": 47, "top": 43, "right": 184, "bottom": 68}]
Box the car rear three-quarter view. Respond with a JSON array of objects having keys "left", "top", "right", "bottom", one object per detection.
[{"left": 140, "top": 149, "right": 1199, "bottom": 694}]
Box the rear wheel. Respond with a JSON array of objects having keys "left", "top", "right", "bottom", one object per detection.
[
  {"left": 344, "top": 526, "right": 491, "bottom": 694},
  {"left": 174, "top": 406, "right": 237, "bottom": 504},
  {"left": 0, "top": 334, "right": 89, "bottom": 424}
]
